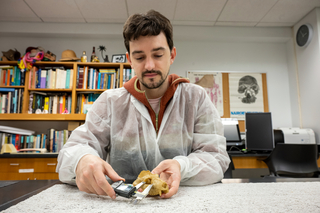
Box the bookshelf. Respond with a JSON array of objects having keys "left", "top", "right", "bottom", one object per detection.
[
  {"left": 0, "top": 61, "right": 131, "bottom": 180},
  {"left": 0, "top": 61, "right": 131, "bottom": 120}
]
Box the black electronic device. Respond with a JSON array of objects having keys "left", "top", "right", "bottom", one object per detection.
[
  {"left": 245, "top": 112, "right": 274, "bottom": 152},
  {"left": 224, "top": 124, "right": 243, "bottom": 146},
  {"left": 111, "top": 180, "right": 136, "bottom": 198}
]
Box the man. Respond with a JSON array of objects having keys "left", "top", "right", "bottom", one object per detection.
[{"left": 56, "top": 10, "right": 230, "bottom": 200}]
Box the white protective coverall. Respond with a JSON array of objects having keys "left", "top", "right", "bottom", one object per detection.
[{"left": 56, "top": 74, "right": 230, "bottom": 185}]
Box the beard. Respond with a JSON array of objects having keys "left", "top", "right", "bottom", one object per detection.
[{"left": 140, "top": 70, "right": 169, "bottom": 89}]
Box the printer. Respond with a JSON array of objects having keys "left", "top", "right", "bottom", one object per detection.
[{"left": 277, "top": 127, "right": 316, "bottom": 144}]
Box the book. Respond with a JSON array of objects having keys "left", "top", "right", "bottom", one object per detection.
[
  {"left": 52, "top": 95, "right": 58, "bottom": 114},
  {"left": 7, "top": 91, "right": 11, "bottom": 114},
  {"left": 83, "top": 66, "right": 88, "bottom": 89},
  {"left": 110, "top": 74, "right": 114, "bottom": 89},
  {"left": 32, "top": 66, "right": 38, "bottom": 89},
  {"left": 43, "top": 96, "right": 49, "bottom": 114},
  {"left": 61, "top": 69, "right": 67, "bottom": 89},
  {"left": 20, "top": 135, "right": 25, "bottom": 149},
  {"left": 17, "top": 89, "right": 21, "bottom": 113},
  {"left": 59, "top": 96, "right": 63, "bottom": 114},
  {"left": 66, "top": 69, "right": 70, "bottom": 89},
  {"left": 78, "top": 68, "right": 84, "bottom": 89},
  {"left": 69, "top": 69, "right": 74, "bottom": 89},
  {"left": 49, "top": 128, "right": 54, "bottom": 152},
  {"left": 0, "top": 88, "right": 15, "bottom": 92},
  {"left": 40, "top": 70, "right": 47, "bottom": 88},
  {"left": 51, "top": 71, "right": 57, "bottom": 89},
  {"left": 13, "top": 89, "right": 18, "bottom": 113},
  {"left": 97, "top": 72, "right": 101, "bottom": 89},
  {"left": 36, "top": 68, "right": 41, "bottom": 88},
  {"left": 20, "top": 70, "right": 25, "bottom": 86}
]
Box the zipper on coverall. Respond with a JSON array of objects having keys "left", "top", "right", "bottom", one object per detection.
[{"left": 147, "top": 98, "right": 160, "bottom": 134}]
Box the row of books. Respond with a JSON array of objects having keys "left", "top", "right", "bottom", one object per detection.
[
  {"left": 29, "top": 66, "right": 74, "bottom": 89},
  {"left": 76, "top": 67, "right": 120, "bottom": 89},
  {"left": 75, "top": 93, "right": 100, "bottom": 114},
  {"left": 0, "top": 88, "right": 24, "bottom": 114},
  {"left": 123, "top": 68, "right": 135, "bottom": 84},
  {"left": 0, "top": 66, "right": 25, "bottom": 86},
  {"left": 28, "top": 91, "right": 72, "bottom": 114},
  {"left": 0, "top": 128, "right": 71, "bottom": 153}
]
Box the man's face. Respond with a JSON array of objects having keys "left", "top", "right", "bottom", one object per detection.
[{"left": 126, "top": 32, "right": 176, "bottom": 90}]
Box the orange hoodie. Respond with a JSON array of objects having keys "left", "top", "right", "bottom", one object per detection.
[{"left": 124, "top": 74, "right": 190, "bottom": 133}]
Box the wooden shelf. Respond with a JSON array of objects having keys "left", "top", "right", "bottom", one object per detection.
[
  {"left": 0, "top": 114, "right": 86, "bottom": 121},
  {"left": 29, "top": 89, "right": 73, "bottom": 92},
  {"left": 0, "top": 61, "right": 130, "bottom": 121}
]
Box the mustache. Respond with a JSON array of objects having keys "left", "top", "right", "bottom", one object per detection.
[{"left": 142, "top": 70, "right": 162, "bottom": 76}]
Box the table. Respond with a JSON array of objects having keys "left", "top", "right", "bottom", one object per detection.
[
  {"left": 0, "top": 180, "right": 60, "bottom": 211},
  {"left": 1, "top": 178, "right": 320, "bottom": 212}
]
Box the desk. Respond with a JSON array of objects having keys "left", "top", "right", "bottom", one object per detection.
[
  {"left": 1, "top": 178, "right": 320, "bottom": 212},
  {"left": 0, "top": 180, "right": 60, "bottom": 211},
  {"left": 228, "top": 152, "right": 320, "bottom": 169}
]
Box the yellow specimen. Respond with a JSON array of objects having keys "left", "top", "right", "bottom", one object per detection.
[{"left": 133, "top": 170, "right": 169, "bottom": 196}]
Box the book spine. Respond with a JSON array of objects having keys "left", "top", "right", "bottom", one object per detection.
[
  {"left": 83, "top": 67, "right": 88, "bottom": 89},
  {"left": 97, "top": 72, "right": 101, "bottom": 89},
  {"left": 78, "top": 68, "right": 83, "bottom": 89},
  {"left": 69, "top": 69, "right": 74, "bottom": 89},
  {"left": 52, "top": 70, "right": 56, "bottom": 89},
  {"left": 14, "top": 89, "right": 17, "bottom": 113},
  {"left": 10, "top": 69, "right": 13, "bottom": 86},
  {"left": 36, "top": 69, "right": 41, "bottom": 88},
  {"left": 20, "top": 70, "right": 25, "bottom": 86},
  {"left": 59, "top": 96, "right": 63, "bottom": 114},
  {"left": 7, "top": 91, "right": 11, "bottom": 114},
  {"left": 42, "top": 134, "right": 47, "bottom": 149},
  {"left": 40, "top": 70, "right": 46, "bottom": 88},
  {"left": 44, "top": 96, "right": 49, "bottom": 113},
  {"left": 28, "top": 93, "right": 33, "bottom": 114},
  {"left": 17, "top": 89, "right": 21, "bottom": 113},
  {"left": 66, "top": 69, "right": 70, "bottom": 89}
]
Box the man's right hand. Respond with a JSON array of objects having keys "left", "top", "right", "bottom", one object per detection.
[{"left": 75, "top": 154, "right": 125, "bottom": 199}]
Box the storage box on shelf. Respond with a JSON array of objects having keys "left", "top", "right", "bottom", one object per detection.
[{"left": 0, "top": 61, "right": 131, "bottom": 120}]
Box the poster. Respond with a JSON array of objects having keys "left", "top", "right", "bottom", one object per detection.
[
  {"left": 229, "top": 73, "right": 264, "bottom": 120},
  {"left": 187, "top": 71, "right": 223, "bottom": 116}
]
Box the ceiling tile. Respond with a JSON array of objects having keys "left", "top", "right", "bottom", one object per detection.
[
  {"left": 0, "top": 17, "right": 41, "bottom": 22},
  {"left": 218, "top": 0, "right": 278, "bottom": 22},
  {"left": 75, "top": 0, "right": 127, "bottom": 21},
  {"left": 0, "top": 0, "right": 38, "bottom": 18},
  {"left": 260, "top": 0, "right": 320, "bottom": 23},
  {"left": 215, "top": 22, "right": 257, "bottom": 27},
  {"left": 174, "top": 0, "right": 227, "bottom": 21},
  {"left": 42, "top": 18, "right": 86, "bottom": 23},
  {"left": 85, "top": 18, "right": 125, "bottom": 23},
  {"left": 25, "top": 0, "right": 83, "bottom": 18},
  {"left": 256, "top": 22, "right": 295, "bottom": 27},
  {"left": 172, "top": 20, "right": 215, "bottom": 26},
  {"left": 127, "top": 0, "right": 176, "bottom": 20}
]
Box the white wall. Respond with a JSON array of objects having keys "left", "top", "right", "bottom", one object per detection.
[
  {"left": 0, "top": 22, "right": 294, "bottom": 130},
  {"left": 293, "top": 8, "right": 320, "bottom": 143}
]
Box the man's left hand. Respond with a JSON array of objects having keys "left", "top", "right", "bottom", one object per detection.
[{"left": 152, "top": 159, "right": 181, "bottom": 199}]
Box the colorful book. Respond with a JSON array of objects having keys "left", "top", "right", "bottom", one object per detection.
[{"left": 40, "top": 70, "right": 47, "bottom": 88}]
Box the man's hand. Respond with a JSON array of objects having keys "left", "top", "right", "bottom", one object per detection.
[
  {"left": 152, "top": 159, "right": 181, "bottom": 199},
  {"left": 75, "top": 154, "right": 124, "bottom": 199}
]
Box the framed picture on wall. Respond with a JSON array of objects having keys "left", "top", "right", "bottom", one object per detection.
[
  {"left": 187, "top": 71, "right": 224, "bottom": 117},
  {"left": 112, "top": 54, "right": 126, "bottom": 63}
]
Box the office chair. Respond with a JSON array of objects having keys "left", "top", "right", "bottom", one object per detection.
[{"left": 263, "top": 143, "right": 320, "bottom": 178}]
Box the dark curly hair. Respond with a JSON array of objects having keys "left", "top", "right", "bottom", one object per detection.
[{"left": 123, "top": 10, "right": 173, "bottom": 54}]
